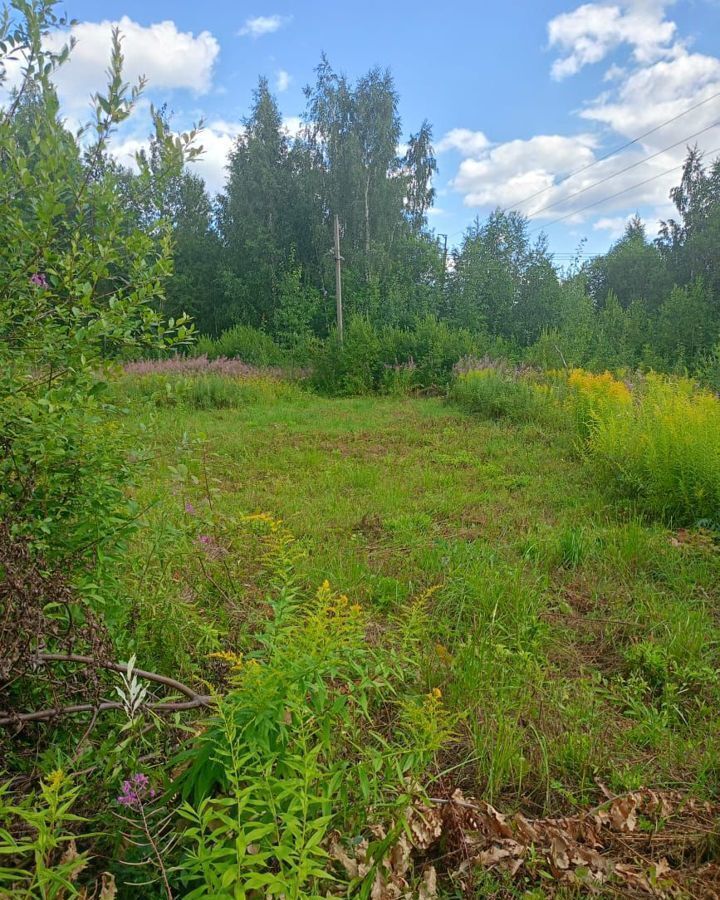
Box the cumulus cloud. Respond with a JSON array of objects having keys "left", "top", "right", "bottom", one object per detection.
[
  {"left": 238, "top": 15, "right": 291, "bottom": 38},
  {"left": 451, "top": 135, "right": 597, "bottom": 209},
  {"left": 436, "top": 128, "right": 490, "bottom": 156},
  {"left": 110, "top": 118, "right": 243, "bottom": 194},
  {"left": 110, "top": 115, "right": 303, "bottom": 195},
  {"left": 39, "top": 16, "right": 219, "bottom": 118},
  {"left": 276, "top": 69, "right": 291, "bottom": 92},
  {"left": 442, "top": 0, "right": 720, "bottom": 229},
  {"left": 548, "top": 1, "right": 678, "bottom": 80},
  {"left": 594, "top": 214, "right": 635, "bottom": 236}
]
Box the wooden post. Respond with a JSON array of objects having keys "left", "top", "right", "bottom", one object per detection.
[{"left": 333, "top": 213, "right": 344, "bottom": 345}]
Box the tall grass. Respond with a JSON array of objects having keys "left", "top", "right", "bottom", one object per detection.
[
  {"left": 586, "top": 375, "right": 720, "bottom": 525},
  {"left": 119, "top": 358, "right": 306, "bottom": 409},
  {"left": 452, "top": 363, "right": 720, "bottom": 526}
]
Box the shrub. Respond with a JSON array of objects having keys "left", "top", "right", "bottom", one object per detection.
[
  {"left": 696, "top": 343, "right": 720, "bottom": 393},
  {"left": 175, "top": 521, "right": 456, "bottom": 897},
  {"left": 565, "top": 368, "right": 633, "bottom": 435},
  {"left": 195, "top": 324, "right": 287, "bottom": 366},
  {"left": 311, "top": 317, "right": 383, "bottom": 395},
  {"left": 311, "top": 316, "right": 489, "bottom": 396}
]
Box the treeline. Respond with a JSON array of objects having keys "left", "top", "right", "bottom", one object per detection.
[{"left": 109, "top": 61, "right": 720, "bottom": 380}]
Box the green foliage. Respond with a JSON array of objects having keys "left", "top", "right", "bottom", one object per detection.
[
  {"left": 450, "top": 368, "right": 545, "bottom": 423},
  {"left": 176, "top": 525, "right": 453, "bottom": 898},
  {"left": 195, "top": 324, "right": 288, "bottom": 366},
  {"left": 0, "top": 772, "right": 88, "bottom": 898},
  {"left": 586, "top": 374, "right": 720, "bottom": 525},
  {"left": 122, "top": 372, "right": 306, "bottom": 409},
  {"left": 312, "top": 315, "right": 483, "bottom": 396},
  {"left": 310, "top": 317, "right": 383, "bottom": 395},
  {"left": 0, "top": 4, "right": 193, "bottom": 575}
]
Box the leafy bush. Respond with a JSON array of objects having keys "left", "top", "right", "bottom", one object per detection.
[
  {"left": 0, "top": 11, "right": 194, "bottom": 578},
  {"left": 696, "top": 342, "right": 720, "bottom": 392},
  {"left": 194, "top": 324, "right": 288, "bottom": 366},
  {"left": 311, "top": 317, "right": 383, "bottom": 395},
  {"left": 312, "top": 315, "right": 487, "bottom": 396}
]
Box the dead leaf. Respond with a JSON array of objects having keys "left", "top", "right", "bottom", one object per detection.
[
  {"left": 99, "top": 872, "right": 117, "bottom": 900},
  {"left": 418, "top": 865, "right": 437, "bottom": 899}
]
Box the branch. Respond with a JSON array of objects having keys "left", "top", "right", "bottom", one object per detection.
[{"left": 0, "top": 653, "right": 213, "bottom": 726}]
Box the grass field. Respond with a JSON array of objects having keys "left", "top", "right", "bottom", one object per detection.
[{"left": 126, "top": 389, "right": 720, "bottom": 817}]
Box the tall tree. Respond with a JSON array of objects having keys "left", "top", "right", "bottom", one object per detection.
[
  {"left": 403, "top": 120, "right": 437, "bottom": 230},
  {"left": 217, "top": 78, "right": 293, "bottom": 328},
  {"left": 586, "top": 216, "right": 670, "bottom": 312}
]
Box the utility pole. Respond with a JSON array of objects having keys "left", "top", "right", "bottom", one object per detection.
[
  {"left": 437, "top": 233, "right": 448, "bottom": 293},
  {"left": 333, "top": 214, "right": 344, "bottom": 345},
  {"left": 437, "top": 233, "right": 448, "bottom": 274}
]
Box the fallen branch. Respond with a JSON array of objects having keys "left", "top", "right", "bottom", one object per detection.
[{"left": 0, "top": 653, "right": 213, "bottom": 726}]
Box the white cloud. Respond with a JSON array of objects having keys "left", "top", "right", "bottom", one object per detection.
[
  {"left": 593, "top": 214, "right": 634, "bottom": 237},
  {"left": 110, "top": 115, "right": 304, "bottom": 195},
  {"left": 40, "top": 16, "right": 219, "bottom": 119},
  {"left": 282, "top": 116, "right": 303, "bottom": 138},
  {"left": 238, "top": 15, "right": 291, "bottom": 38},
  {"left": 276, "top": 69, "right": 291, "bottom": 92},
  {"left": 548, "top": 1, "right": 678, "bottom": 80},
  {"left": 441, "top": 0, "right": 720, "bottom": 230},
  {"left": 436, "top": 128, "right": 490, "bottom": 156},
  {"left": 580, "top": 51, "right": 720, "bottom": 140},
  {"left": 451, "top": 134, "right": 597, "bottom": 209},
  {"left": 110, "top": 118, "right": 243, "bottom": 195}
]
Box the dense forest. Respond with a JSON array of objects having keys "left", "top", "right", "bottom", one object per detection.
[{"left": 101, "top": 65, "right": 720, "bottom": 381}]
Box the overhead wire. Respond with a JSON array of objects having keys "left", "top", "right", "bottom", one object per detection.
[
  {"left": 529, "top": 143, "right": 720, "bottom": 232},
  {"left": 509, "top": 88, "right": 720, "bottom": 213}
]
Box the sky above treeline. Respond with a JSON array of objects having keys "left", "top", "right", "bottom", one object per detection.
[{"left": 14, "top": 0, "right": 720, "bottom": 260}]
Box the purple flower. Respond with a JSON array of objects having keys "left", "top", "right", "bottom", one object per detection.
[
  {"left": 185, "top": 501, "right": 196, "bottom": 515},
  {"left": 29, "top": 272, "right": 49, "bottom": 289},
  {"left": 117, "top": 772, "right": 153, "bottom": 808},
  {"left": 198, "top": 534, "right": 211, "bottom": 544}
]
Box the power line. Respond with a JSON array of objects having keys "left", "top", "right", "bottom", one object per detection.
[
  {"left": 511, "top": 88, "right": 720, "bottom": 213},
  {"left": 529, "top": 143, "right": 720, "bottom": 232},
  {"left": 527, "top": 119, "right": 720, "bottom": 218}
]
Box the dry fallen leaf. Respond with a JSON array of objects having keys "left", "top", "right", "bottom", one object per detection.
[{"left": 99, "top": 872, "right": 117, "bottom": 900}]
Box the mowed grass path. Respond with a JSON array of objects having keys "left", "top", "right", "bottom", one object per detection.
[{"left": 138, "top": 394, "right": 720, "bottom": 811}]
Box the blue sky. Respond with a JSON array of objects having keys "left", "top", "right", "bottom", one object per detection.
[{"left": 29, "top": 0, "right": 720, "bottom": 261}]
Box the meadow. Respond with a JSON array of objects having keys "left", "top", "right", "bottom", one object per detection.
[{"left": 96, "top": 363, "right": 720, "bottom": 896}]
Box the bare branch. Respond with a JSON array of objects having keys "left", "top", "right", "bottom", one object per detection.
[{"left": 0, "top": 653, "right": 213, "bottom": 726}]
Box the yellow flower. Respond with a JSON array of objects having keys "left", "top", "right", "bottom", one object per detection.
[
  {"left": 208, "top": 650, "right": 244, "bottom": 669},
  {"left": 46, "top": 769, "right": 65, "bottom": 790}
]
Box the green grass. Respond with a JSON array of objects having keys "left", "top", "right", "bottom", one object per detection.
[{"left": 123, "top": 388, "right": 720, "bottom": 814}]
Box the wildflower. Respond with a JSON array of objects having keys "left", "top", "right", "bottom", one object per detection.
[
  {"left": 426, "top": 687, "right": 442, "bottom": 701},
  {"left": 29, "top": 272, "right": 48, "bottom": 288},
  {"left": 208, "top": 650, "right": 244, "bottom": 669},
  {"left": 117, "top": 773, "right": 154, "bottom": 808},
  {"left": 46, "top": 769, "right": 65, "bottom": 790},
  {"left": 185, "top": 501, "right": 196, "bottom": 515},
  {"left": 198, "top": 534, "right": 212, "bottom": 544}
]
